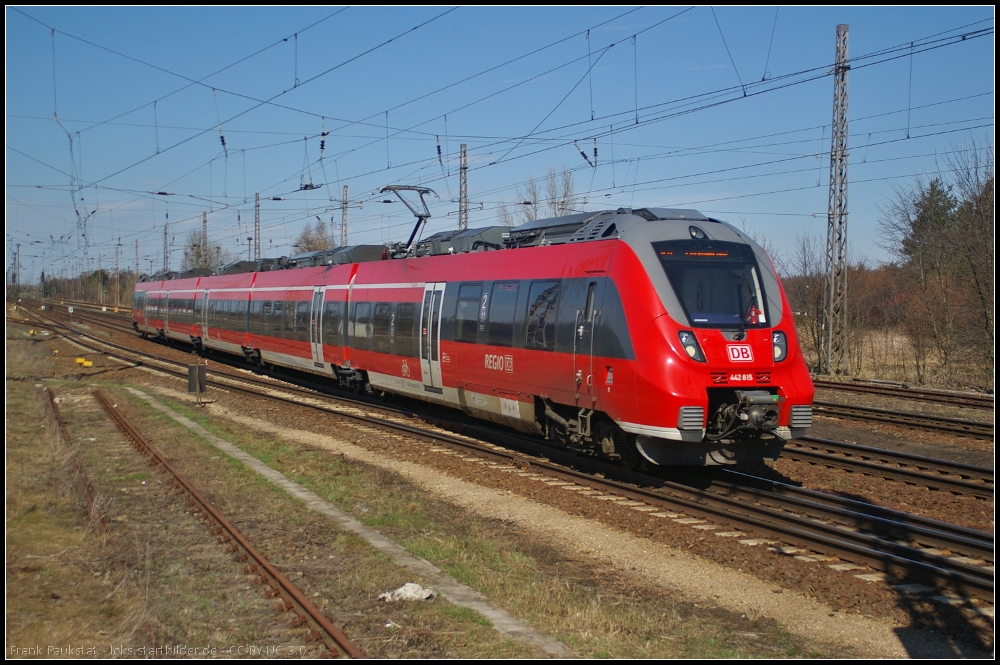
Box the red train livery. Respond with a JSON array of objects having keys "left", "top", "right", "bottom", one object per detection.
[{"left": 134, "top": 208, "right": 814, "bottom": 466}]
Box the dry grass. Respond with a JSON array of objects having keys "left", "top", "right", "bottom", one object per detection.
[
  {"left": 799, "top": 324, "right": 993, "bottom": 389},
  {"left": 6, "top": 336, "right": 146, "bottom": 657}
]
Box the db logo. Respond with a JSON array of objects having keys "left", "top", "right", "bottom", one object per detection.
[
  {"left": 485, "top": 354, "right": 514, "bottom": 373},
  {"left": 727, "top": 344, "right": 754, "bottom": 362}
]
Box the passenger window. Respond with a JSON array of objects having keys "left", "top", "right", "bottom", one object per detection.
[
  {"left": 261, "top": 301, "right": 271, "bottom": 335},
  {"left": 487, "top": 282, "right": 519, "bottom": 347},
  {"left": 250, "top": 301, "right": 261, "bottom": 333},
  {"left": 525, "top": 281, "right": 560, "bottom": 351},
  {"left": 323, "top": 301, "right": 343, "bottom": 346},
  {"left": 296, "top": 301, "right": 310, "bottom": 339},
  {"left": 455, "top": 284, "right": 482, "bottom": 343},
  {"left": 373, "top": 303, "right": 392, "bottom": 353},
  {"left": 353, "top": 303, "right": 371, "bottom": 350},
  {"left": 272, "top": 302, "right": 283, "bottom": 335},
  {"left": 396, "top": 303, "right": 415, "bottom": 357},
  {"left": 285, "top": 301, "right": 297, "bottom": 339}
]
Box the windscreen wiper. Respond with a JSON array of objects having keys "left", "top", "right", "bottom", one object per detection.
[{"left": 733, "top": 292, "right": 757, "bottom": 341}]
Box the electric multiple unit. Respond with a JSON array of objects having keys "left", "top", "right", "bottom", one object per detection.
[{"left": 134, "top": 207, "right": 814, "bottom": 466}]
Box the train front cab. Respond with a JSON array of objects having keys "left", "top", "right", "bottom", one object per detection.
[{"left": 610, "top": 217, "right": 814, "bottom": 466}]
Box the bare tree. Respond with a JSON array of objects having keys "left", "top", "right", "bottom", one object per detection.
[
  {"left": 943, "top": 140, "right": 994, "bottom": 370},
  {"left": 544, "top": 166, "right": 577, "bottom": 217},
  {"left": 180, "top": 229, "right": 233, "bottom": 270},
  {"left": 784, "top": 233, "right": 825, "bottom": 370},
  {"left": 513, "top": 167, "right": 577, "bottom": 223},
  {"left": 294, "top": 218, "right": 334, "bottom": 252},
  {"left": 880, "top": 177, "right": 959, "bottom": 372},
  {"left": 495, "top": 199, "right": 515, "bottom": 227},
  {"left": 515, "top": 176, "right": 542, "bottom": 223}
]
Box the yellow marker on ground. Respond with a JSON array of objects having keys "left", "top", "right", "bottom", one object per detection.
[
  {"left": 76, "top": 358, "right": 86, "bottom": 364},
  {"left": 82, "top": 361, "right": 94, "bottom": 368}
]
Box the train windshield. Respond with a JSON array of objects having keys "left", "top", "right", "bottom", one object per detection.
[{"left": 653, "top": 240, "right": 768, "bottom": 329}]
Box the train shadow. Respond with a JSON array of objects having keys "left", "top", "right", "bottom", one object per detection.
[
  {"left": 868, "top": 534, "right": 994, "bottom": 657},
  {"left": 643, "top": 469, "right": 993, "bottom": 655},
  {"left": 888, "top": 589, "right": 992, "bottom": 657}
]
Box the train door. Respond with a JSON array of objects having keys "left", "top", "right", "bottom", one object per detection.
[
  {"left": 573, "top": 280, "right": 601, "bottom": 407},
  {"left": 201, "top": 291, "right": 210, "bottom": 339},
  {"left": 419, "top": 282, "right": 446, "bottom": 393},
  {"left": 163, "top": 290, "right": 172, "bottom": 335},
  {"left": 309, "top": 287, "right": 326, "bottom": 368},
  {"left": 135, "top": 292, "right": 146, "bottom": 329}
]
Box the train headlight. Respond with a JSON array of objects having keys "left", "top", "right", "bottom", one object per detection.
[
  {"left": 772, "top": 330, "right": 788, "bottom": 362},
  {"left": 678, "top": 330, "right": 706, "bottom": 362}
]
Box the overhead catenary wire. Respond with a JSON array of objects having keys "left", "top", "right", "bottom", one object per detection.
[
  {"left": 59, "top": 7, "right": 460, "bottom": 189},
  {"left": 9, "top": 11, "right": 992, "bottom": 271},
  {"left": 761, "top": 7, "right": 779, "bottom": 81},
  {"left": 12, "top": 7, "right": 350, "bottom": 137},
  {"left": 712, "top": 7, "right": 746, "bottom": 96}
]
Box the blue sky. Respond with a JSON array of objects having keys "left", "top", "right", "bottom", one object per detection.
[{"left": 6, "top": 6, "right": 994, "bottom": 282}]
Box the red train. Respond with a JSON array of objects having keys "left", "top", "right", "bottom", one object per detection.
[{"left": 134, "top": 207, "right": 813, "bottom": 466}]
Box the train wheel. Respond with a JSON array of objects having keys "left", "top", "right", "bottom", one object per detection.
[
  {"left": 617, "top": 433, "right": 642, "bottom": 471},
  {"left": 596, "top": 421, "right": 641, "bottom": 470}
]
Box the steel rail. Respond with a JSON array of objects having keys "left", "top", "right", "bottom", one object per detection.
[
  {"left": 703, "top": 468, "right": 993, "bottom": 562},
  {"left": 813, "top": 378, "right": 994, "bottom": 410},
  {"left": 713, "top": 468, "right": 994, "bottom": 562},
  {"left": 93, "top": 390, "right": 366, "bottom": 659},
  {"left": 783, "top": 437, "right": 994, "bottom": 500},
  {"left": 813, "top": 400, "right": 994, "bottom": 438}
]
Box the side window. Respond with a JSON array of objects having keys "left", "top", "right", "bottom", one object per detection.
[
  {"left": 593, "top": 279, "right": 636, "bottom": 360},
  {"left": 262, "top": 301, "right": 272, "bottom": 335},
  {"left": 323, "top": 301, "right": 344, "bottom": 346},
  {"left": 525, "top": 281, "right": 560, "bottom": 351},
  {"left": 352, "top": 302, "right": 371, "bottom": 350},
  {"left": 395, "top": 303, "right": 415, "bottom": 357},
  {"left": 238, "top": 300, "right": 248, "bottom": 332},
  {"left": 284, "top": 301, "right": 297, "bottom": 339},
  {"left": 296, "top": 301, "right": 310, "bottom": 340},
  {"left": 455, "top": 284, "right": 482, "bottom": 343},
  {"left": 487, "top": 282, "right": 519, "bottom": 347},
  {"left": 272, "top": 301, "right": 283, "bottom": 336},
  {"left": 323, "top": 302, "right": 347, "bottom": 346},
  {"left": 373, "top": 303, "right": 392, "bottom": 353},
  {"left": 249, "top": 301, "right": 261, "bottom": 333}
]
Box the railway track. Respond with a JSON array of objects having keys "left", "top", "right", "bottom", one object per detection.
[
  {"left": 813, "top": 378, "right": 994, "bottom": 411},
  {"left": 813, "top": 400, "right": 994, "bottom": 439},
  {"left": 93, "top": 389, "right": 365, "bottom": 658},
  {"left": 785, "top": 437, "right": 993, "bottom": 500},
  {"left": 16, "top": 306, "right": 995, "bottom": 607}
]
